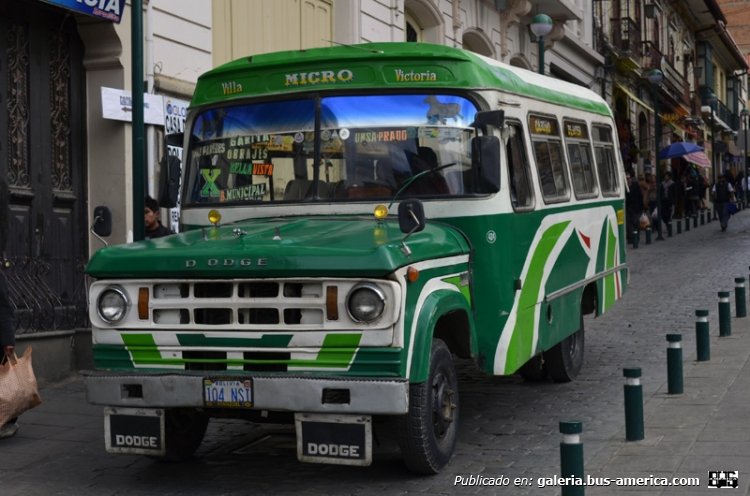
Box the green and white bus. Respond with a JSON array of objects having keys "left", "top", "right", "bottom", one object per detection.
[{"left": 85, "top": 42, "right": 627, "bottom": 473}]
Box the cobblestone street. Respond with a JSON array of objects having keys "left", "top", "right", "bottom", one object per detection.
[{"left": 3, "top": 211, "right": 750, "bottom": 495}]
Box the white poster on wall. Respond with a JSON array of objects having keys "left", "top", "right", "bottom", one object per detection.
[{"left": 163, "top": 97, "right": 190, "bottom": 233}]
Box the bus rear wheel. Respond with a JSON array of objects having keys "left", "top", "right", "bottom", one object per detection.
[
  {"left": 518, "top": 354, "right": 547, "bottom": 381},
  {"left": 397, "top": 339, "right": 459, "bottom": 474},
  {"left": 545, "top": 318, "right": 585, "bottom": 383}
]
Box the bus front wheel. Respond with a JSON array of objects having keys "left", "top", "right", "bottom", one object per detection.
[
  {"left": 397, "top": 339, "right": 459, "bottom": 474},
  {"left": 545, "top": 317, "right": 585, "bottom": 383}
]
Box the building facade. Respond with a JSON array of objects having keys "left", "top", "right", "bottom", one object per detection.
[{"left": 0, "top": 1, "right": 211, "bottom": 379}]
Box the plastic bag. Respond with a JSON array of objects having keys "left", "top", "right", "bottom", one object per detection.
[
  {"left": 639, "top": 212, "right": 651, "bottom": 230},
  {"left": 728, "top": 202, "right": 738, "bottom": 216},
  {"left": 0, "top": 347, "right": 42, "bottom": 425}
]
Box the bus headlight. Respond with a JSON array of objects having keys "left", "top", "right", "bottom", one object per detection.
[
  {"left": 97, "top": 286, "right": 129, "bottom": 323},
  {"left": 346, "top": 283, "right": 386, "bottom": 323}
]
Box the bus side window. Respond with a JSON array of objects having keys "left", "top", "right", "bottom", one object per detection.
[
  {"left": 592, "top": 125, "right": 620, "bottom": 196},
  {"left": 529, "top": 114, "right": 570, "bottom": 203},
  {"left": 563, "top": 120, "right": 598, "bottom": 199},
  {"left": 505, "top": 121, "right": 534, "bottom": 209}
]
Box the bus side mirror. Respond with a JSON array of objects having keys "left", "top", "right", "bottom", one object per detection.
[
  {"left": 92, "top": 206, "right": 112, "bottom": 237},
  {"left": 398, "top": 200, "right": 425, "bottom": 235},
  {"left": 471, "top": 110, "right": 505, "bottom": 134},
  {"left": 91, "top": 206, "right": 112, "bottom": 246},
  {"left": 158, "top": 154, "right": 181, "bottom": 208},
  {"left": 472, "top": 135, "right": 501, "bottom": 193}
]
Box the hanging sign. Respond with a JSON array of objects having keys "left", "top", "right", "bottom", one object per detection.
[
  {"left": 101, "top": 87, "right": 165, "bottom": 125},
  {"left": 40, "top": 0, "right": 124, "bottom": 24}
]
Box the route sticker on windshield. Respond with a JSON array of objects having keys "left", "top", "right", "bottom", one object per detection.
[{"left": 221, "top": 183, "right": 267, "bottom": 202}]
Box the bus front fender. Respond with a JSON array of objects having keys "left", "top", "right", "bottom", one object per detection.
[{"left": 407, "top": 289, "right": 473, "bottom": 383}]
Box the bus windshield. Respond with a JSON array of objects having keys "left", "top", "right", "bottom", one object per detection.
[{"left": 183, "top": 94, "right": 482, "bottom": 206}]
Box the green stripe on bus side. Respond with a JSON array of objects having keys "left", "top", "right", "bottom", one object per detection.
[
  {"left": 504, "top": 221, "right": 570, "bottom": 374},
  {"left": 604, "top": 218, "right": 617, "bottom": 310}
]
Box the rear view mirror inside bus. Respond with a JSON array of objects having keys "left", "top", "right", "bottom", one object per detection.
[{"left": 471, "top": 135, "right": 501, "bottom": 193}]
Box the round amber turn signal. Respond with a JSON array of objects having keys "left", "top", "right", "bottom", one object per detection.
[
  {"left": 208, "top": 209, "right": 222, "bottom": 226},
  {"left": 407, "top": 266, "right": 419, "bottom": 282},
  {"left": 374, "top": 204, "right": 388, "bottom": 220}
]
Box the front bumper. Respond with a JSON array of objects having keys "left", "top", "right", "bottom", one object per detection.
[{"left": 83, "top": 371, "right": 409, "bottom": 415}]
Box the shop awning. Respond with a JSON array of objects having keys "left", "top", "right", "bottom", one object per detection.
[{"left": 614, "top": 84, "right": 654, "bottom": 113}]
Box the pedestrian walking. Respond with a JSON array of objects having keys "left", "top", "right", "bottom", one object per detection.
[
  {"left": 712, "top": 172, "right": 735, "bottom": 232},
  {"left": 625, "top": 169, "right": 642, "bottom": 242},
  {"left": 661, "top": 171, "right": 675, "bottom": 224},
  {"left": 0, "top": 275, "right": 18, "bottom": 439}
]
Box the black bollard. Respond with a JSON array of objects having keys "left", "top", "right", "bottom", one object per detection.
[
  {"left": 719, "top": 291, "right": 732, "bottom": 337},
  {"left": 632, "top": 230, "right": 639, "bottom": 249},
  {"left": 666, "top": 222, "right": 672, "bottom": 237},
  {"left": 676, "top": 218, "right": 682, "bottom": 234},
  {"left": 700, "top": 210, "right": 705, "bottom": 225},
  {"left": 735, "top": 278, "right": 747, "bottom": 318},
  {"left": 693, "top": 214, "right": 698, "bottom": 228},
  {"left": 559, "top": 421, "right": 584, "bottom": 496},
  {"left": 623, "top": 368, "right": 644, "bottom": 441},
  {"left": 685, "top": 216, "right": 690, "bottom": 231},
  {"left": 695, "top": 309, "right": 710, "bottom": 361},
  {"left": 666, "top": 334, "right": 684, "bottom": 394},
  {"left": 645, "top": 227, "right": 652, "bottom": 244}
]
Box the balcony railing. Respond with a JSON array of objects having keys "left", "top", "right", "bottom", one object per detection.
[{"left": 611, "top": 17, "right": 641, "bottom": 57}]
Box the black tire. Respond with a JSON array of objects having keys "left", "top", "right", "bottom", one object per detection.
[
  {"left": 545, "top": 317, "right": 585, "bottom": 383},
  {"left": 160, "top": 409, "right": 209, "bottom": 462},
  {"left": 518, "top": 354, "right": 547, "bottom": 381},
  {"left": 397, "top": 339, "right": 459, "bottom": 474}
]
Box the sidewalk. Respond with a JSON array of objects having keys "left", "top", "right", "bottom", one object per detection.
[{"left": 585, "top": 313, "right": 750, "bottom": 494}]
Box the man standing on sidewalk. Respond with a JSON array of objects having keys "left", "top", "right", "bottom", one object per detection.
[
  {"left": 712, "top": 172, "right": 735, "bottom": 232},
  {"left": 0, "top": 275, "right": 18, "bottom": 439}
]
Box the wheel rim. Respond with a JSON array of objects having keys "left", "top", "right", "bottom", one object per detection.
[{"left": 431, "top": 369, "right": 456, "bottom": 438}]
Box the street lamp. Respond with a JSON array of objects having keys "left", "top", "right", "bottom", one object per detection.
[
  {"left": 648, "top": 68, "right": 664, "bottom": 240},
  {"left": 530, "top": 14, "right": 553, "bottom": 75},
  {"left": 742, "top": 107, "right": 749, "bottom": 205},
  {"left": 707, "top": 94, "right": 718, "bottom": 219}
]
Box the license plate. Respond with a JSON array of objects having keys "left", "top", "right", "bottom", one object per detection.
[
  {"left": 203, "top": 378, "right": 253, "bottom": 408},
  {"left": 104, "top": 407, "right": 165, "bottom": 456},
  {"left": 295, "top": 413, "right": 372, "bottom": 466}
]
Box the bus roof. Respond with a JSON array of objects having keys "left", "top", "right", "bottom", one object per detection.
[{"left": 192, "top": 42, "right": 612, "bottom": 117}]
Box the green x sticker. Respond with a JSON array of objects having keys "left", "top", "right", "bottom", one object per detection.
[{"left": 201, "top": 169, "right": 221, "bottom": 197}]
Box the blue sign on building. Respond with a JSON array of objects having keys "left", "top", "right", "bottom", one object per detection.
[{"left": 40, "top": 0, "right": 124, "bottom": 24}]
